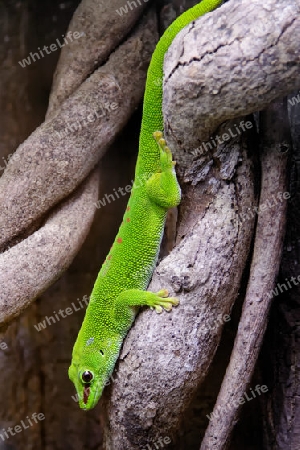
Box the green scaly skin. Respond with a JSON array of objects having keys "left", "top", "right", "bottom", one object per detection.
[{"left": 69, "top": 0, "right": 222, "bottom": 410}]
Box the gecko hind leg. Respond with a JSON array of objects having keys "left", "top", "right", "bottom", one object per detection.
[{"left": 145, "top": 131, "right": 181, "bottom": 209}]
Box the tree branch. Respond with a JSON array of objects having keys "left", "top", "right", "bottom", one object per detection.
[
  {"left": 47, "top": 0, "right": 150, "bottom": 117},
  {"left": 103, "top": 117, "right": 257, "bottom": 448},
  {"left": 164, "top": 0, "right": 300, "bottom": 161},
  {"left": 0, "top": 170, "right": 98, "bottom": 328},
  {"left": 0, "top": 8, "right": 157, "bottom": 252},
  {"left": 258, "top": 93, "right": 300, "bottom": 449},
  {"left": 103, "top": 0, "right": 299, "bottom": 447},
  {"left": 0, "top": 3, "right": 158, "bottom": 325},
  {"left": 201, "top": 99, "right": 290, "bottom": 450}
]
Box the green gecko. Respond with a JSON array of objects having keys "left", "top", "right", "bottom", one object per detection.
[{"left": 69, "top": 0, "right": 222, "bottom": 410}]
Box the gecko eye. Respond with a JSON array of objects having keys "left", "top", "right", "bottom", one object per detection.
[{"left": 82, "top": 371, "right": 93, "bottom": 383}]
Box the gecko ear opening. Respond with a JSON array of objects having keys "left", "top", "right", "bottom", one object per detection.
[{"left": 81, "top": 370, "right": 94, "bottom": 383}]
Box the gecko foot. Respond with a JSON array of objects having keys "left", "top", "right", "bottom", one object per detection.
[
  {"left": 153, "top": 131, "right": 176, "bottom": 169},
  {"left": 150, "top": 289, "right": 180, "bottom": 314}
]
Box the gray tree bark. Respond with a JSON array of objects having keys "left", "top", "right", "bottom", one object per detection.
[
  {"left": 0, "top": 1, "right": 156, "bottom": 448},
  {"left": 0, "top": 0, "right": 299, "bottom": 449},
  {"left": 103, "top": 0, "right": 300, "bottom": 449},
  {"left": 258, "top": 97, "right": 300, "bottom": 450},
  {"left": 0, "top": 1, "right": 157, "bottom": 327}
]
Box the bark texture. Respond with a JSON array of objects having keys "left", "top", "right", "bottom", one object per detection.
[
  {"left": 0, "top": 12, "right": 156, "bottom": 251},
  {"left": 259, "top": 96, "right": 300, "bottom": 449},
  {"left": 102, "top": 0, "right": 300, "bottom": 447},
  {"left": 0, "top": 171, "right": 98, "bottom": 326},
  {"left": 47, "top": 0, "right": 150, "bottom": 117},
  {"left": 0, "top": 0, "right": 299, "bottom": 448},
  {"left": 103, "top": 126, "right": 257, "bottom": 449},
  {"left": 0, "top": 0, "right": 156, "bottom": 448},
  {"left": 201, "top": 100, "right": 290, "bottom": 450},
  {"left": 164, "top": 0, "right": 300, "bottom": 158},
  {"left": 0, "top": 3, "right": 158, "bottom": 326}
]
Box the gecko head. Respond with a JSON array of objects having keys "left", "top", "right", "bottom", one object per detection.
[{"left": 68, "top": 335, "right": 123, "bottom": 410}]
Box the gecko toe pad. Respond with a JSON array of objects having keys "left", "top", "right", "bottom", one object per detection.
[
  {"left": 153, "top": 131, "right": 174, "bottom": 168},
  {"left": 150, "top": 291, "right": 180, "bottom": 314},
  {"left": 156, "top": 289, "right": 169, "bottom": 298}
]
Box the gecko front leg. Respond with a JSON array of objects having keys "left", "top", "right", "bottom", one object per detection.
[{"left": 113, "top": 288, "right": 179, "bottom": 334}]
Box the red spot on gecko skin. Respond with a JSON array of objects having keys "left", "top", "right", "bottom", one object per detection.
[
  {"left": 108, "top": 255, "right": 112, "bottom": 260},
  {"left": 117, "top": 237, "right": 123, "bottom": 244},
  {"left": 126, "top": 218, "right": 130, "bottom": 222},
  {"left": 126, "top": 206, "right": 130, "bottom": 211},
  {"left": 83, "top": 385, "right": 90, "bottom": 405}
]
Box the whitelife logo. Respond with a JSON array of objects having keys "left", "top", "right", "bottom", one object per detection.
[
  {"left": 33, "top": 295, "right": 89, "bottom": 331},
  {"left": 0, "top": 412, "right": 45, "bottom": 442},
  {"left": 206, "top": 384, "right": 268, "bottom": 421},
  {"left": 18, "top": 31, "right": 85, "bottom": 68}
]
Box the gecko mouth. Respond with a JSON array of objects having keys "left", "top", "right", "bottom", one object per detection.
[{"left": 83, "top": 384, "right": 91, "bottom": 405}]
